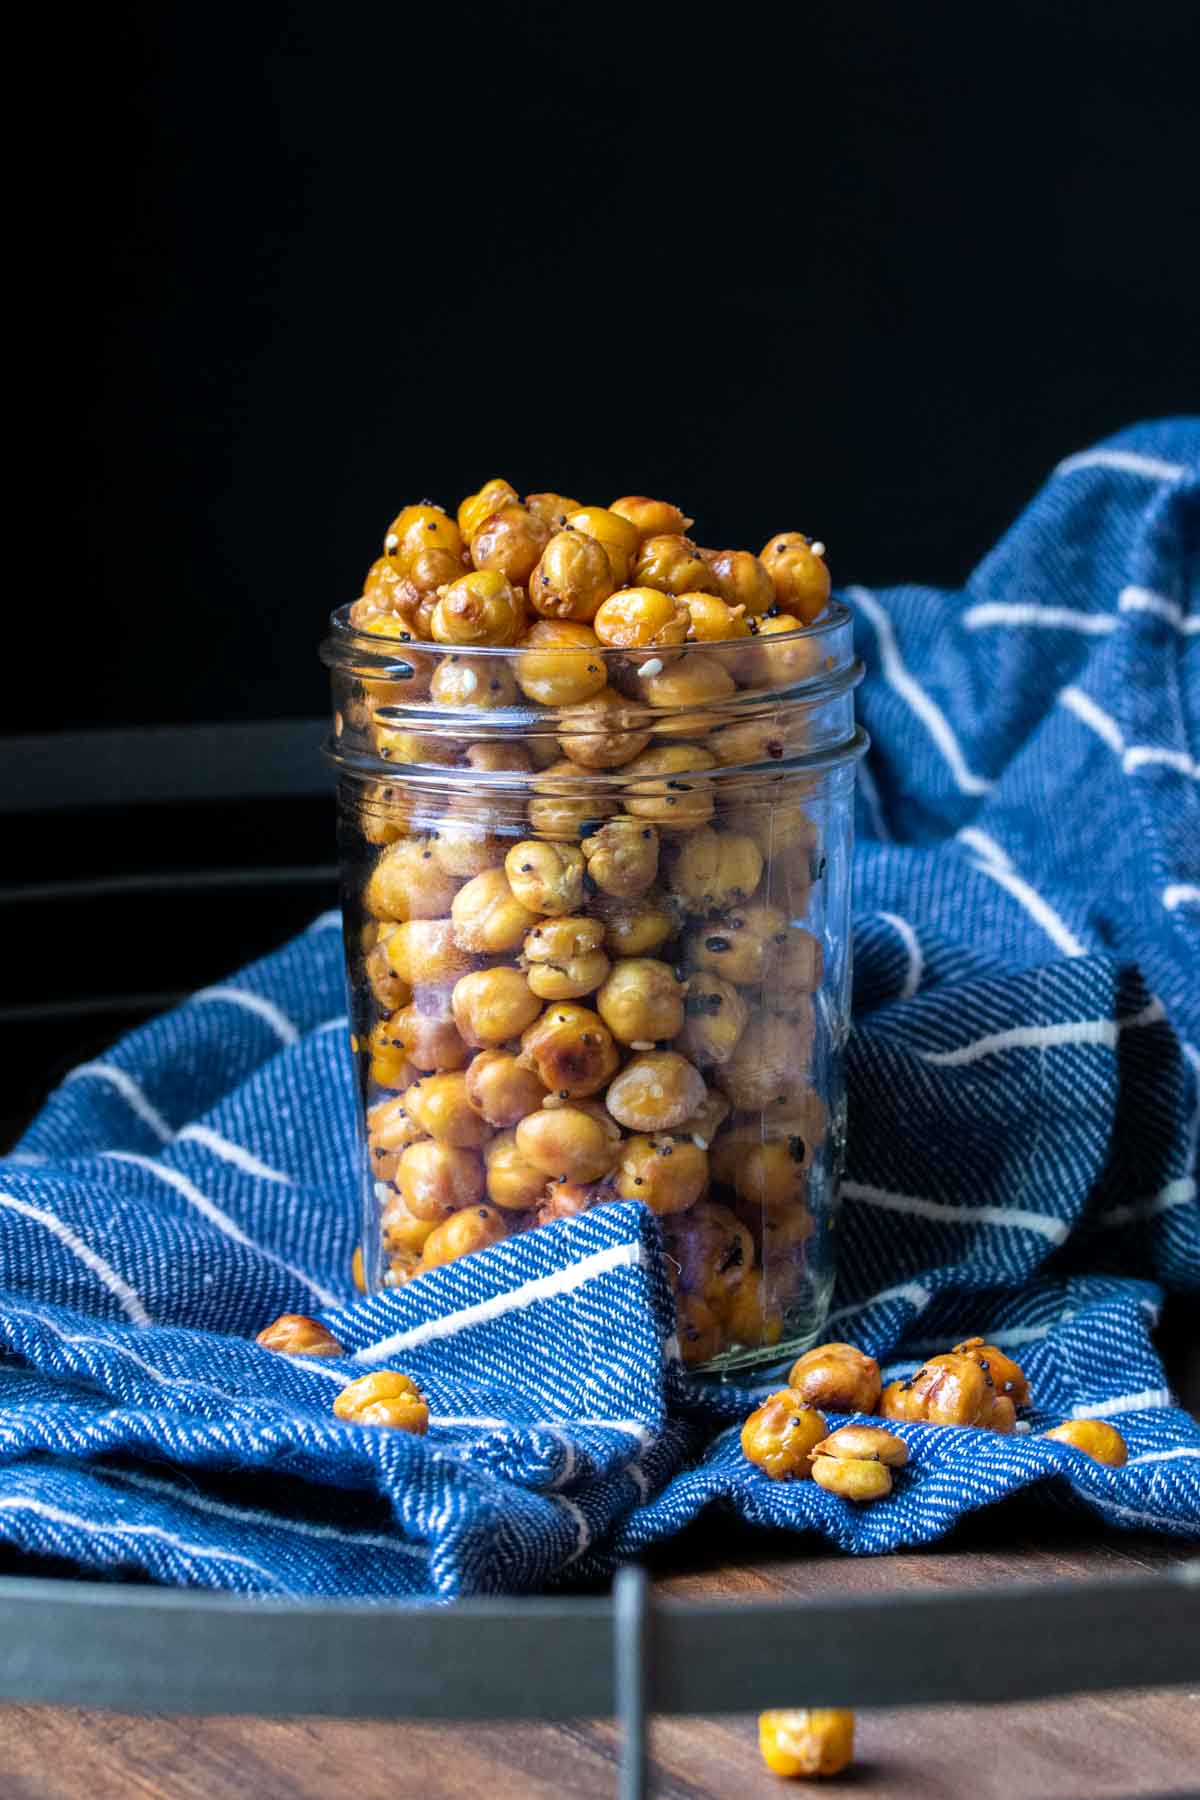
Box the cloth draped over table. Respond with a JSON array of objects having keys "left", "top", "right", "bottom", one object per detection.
[{"left": 1, "top": 419, "right": 1197, "bottom": 1596}]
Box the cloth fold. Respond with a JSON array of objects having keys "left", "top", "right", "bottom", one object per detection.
[{"left": 2, "top": 420, "right": 1198, "bottom": 1595}]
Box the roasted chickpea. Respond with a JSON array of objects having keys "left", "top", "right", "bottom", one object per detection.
[
  {"left": 351, "top": 1245, "right": 366, "bottom": 1292},
  {"left": 519, "top": 1003, "right": 620, "bottom": 1097},
  {"left": 665, "top": 1199, "right": 754, "bottom": 1300},
  {"left": 523, "top": 915, "right": 611, "bottom": 999},
  {"left": 775, "top": 928, "right": 824, "bottom": 1000},
  {"left": 610, "top": 496, "right": 694, "bottom": 542},
  {"left": 385, "top": 995, "right": 470, "bottom": 1073},
  {"left": 737, "top": 611, "right": 829, "bottom": 691},
  {"left": 365, "top": 931, "right": 411, "bottom": 1011},
  {"left": 688, "top": 900, "right": 787, "bottom": 984},
  {"left": 366, "top": 1093, "right": 426, "bottom": 1182},
  {"left": 758, "top": 1710, "right": 854, "bottom": 1780},
  {"left": 357, "top": 779, "right": 413, "bottom": 847},
  {"left": 523, "top": 916, "right": 606, "bottom": 960},
  {"left": 452, "top": 966, "right": 542, "bottom": 1047},
  {"left": 386, "top": 502, "right": 464, "bottom": 570},
  {"left": 431, "top": 799, "right": 506, "bottom": 880},
  {"left": 430, "top": 653, "right": 519, "bottom": 710},
  {"left": 740, "top": 1391, "right": 827, "bottom": 1479},
  {"left": 705, "top": 548, "right": 775, "bottom": 616},
  {"left": 515, "top": 1100, "right": 622, "bottom": 1182},
  {"left": 811, "top": 1454, "right": 893, "bottom": 1501},
  {"left": 788, "top": 1343, "right": 882, "bottom": 1413},
  {"left": 464, "top": 740, "right": 533, "bottom": 774},
  {"left": 451, "top": 866, "right": 540, "bottom": 953},
  {"left": 372, "top": 719, "right": 459, "bottom": 769},
  {"left": 430, "top": 570, "right": 524, "bottom": 647},
  {"left": 366, "top": 1017, "right": 419, "bottom": 1092},
  {"left": 952, "top": 1337, "right": 1032, "bottom": 1406},
  {"left": 615, "top": 1133, "right": 708, "bottom": 1215},
  {"left": 364, "top": 838, "right": 459, "bottom": 922},
  {"left": 403, "top": 1072, "right": 491, "bottom": 1148},
  {"left": 1042, "top": 1420, "right": 1128, "bottom": 1465},
  {"left": 458, "top": 477, "right": 519, "bottom": 541},
  {"left": 564, "top": 506, "right": 641, "bottom": 584},
  {"left": 504, "top": 840, "right": 586, "bottom": 914},
  {"left": 527, "top": 759, "right": 618, "bottom": 840},
  {"left": 605, "top": 1050, "right": 706, "bottom": 1131},
  {"left": 524, "top": 490, "right": 581, "bottom": 529},
  {"left": 593, "top": 890, "right": 678, "bottom": 957},
  {"left": 581, "top": 816, "right": 659, "bottom": 898},
  {"left": 682, "top": 592, "right": 752, "bottom": 643},
  {"left": 715, "top": 1133, "right": 809, "bottom": 1212},
  {"left": 385, "top": 918, "right": 477, "bottom": 986},
  {"left": 514, "top": 619, "right": 608, "bottom": 706},
  {"left": 484, "top": 1130, "right": 549, "bottom": 1210},
  {"left": 717, "top": 1008, "right": 814, "bottom": 1111},
  {"left": 632, "top": 535, "right": 717, "bottom": 597},
  {"left": 528, "top": 529, "right": 615, "bottom": 622},
  {"left": 333, "top": 1369, "right": 429, "bottom": 1433},
  {"left": 353, "top": 555, "right": 415, "bottom": 627},
  {"left": 469, "top": 503, "right": 550, "bottom": 585},
  {"left": 634, "top": 652, "right": 736, "bottom": 733},
  {"left": 464, "top": 1049, "right": 548, "bottom": 1127},
  {"left": 592, "top": 586, "right": 691, "bottom": 649},
  {"left": 678, "top": 971, "right": 748, "bottom": 1066},
  {"left": 668, "top": 828, "right": 763, "bottom": 912},
  {"left": 723, "top": 1278, "right": 784, "bottom": 1348},
  {"left": 595, "top": 958, "right": 686, "bottom": 1045},
  {"left": 623, "top": 743, "right": 717, "bottom": 831},
  {"left": 383, "top": 1248, "right": 422, "bottom": 1287},
  {"left": 256, "top": 1314, "right": 344, "bottom": 1357},
  {"left": 880, "top": 1352, "right": 999, "bottom": 1429},
  {"left": 676, "top": 1292, "right": 722, "bottom": 1365},
  {"left": 815, "top": 1424, "right": 908, "bottom": 1466},
  {"left": 760, "top": 532, "right": 832, "bottom": 624},
  {"left": 396, "top": 1139, "right": 485, "bottom": 1219},
  {"left": 556, "top": 687, "right": 652, "bottom": 769},
  {"left": 676, "top": 1085, "right": 732, "bottom": 1148},
  {"left": 380, "top": 1188, "right": 440, "bottom": 1256},
  {"left": 534, "top": 1177, "right": 611, "bottom": 1224},
  {"left": 419, "top": 1203, "right": 508, "bottom": 1270}
]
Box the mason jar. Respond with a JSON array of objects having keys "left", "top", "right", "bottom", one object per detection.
[{"left": 322, "top": 604, "right": 865, "bottom": 1375}]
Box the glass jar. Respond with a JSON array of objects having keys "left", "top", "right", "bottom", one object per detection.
[{"left": 322, "top": 606, "right": 866, "bottom": 1375}]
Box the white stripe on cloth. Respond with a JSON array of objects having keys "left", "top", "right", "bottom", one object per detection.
[
  {"left": 556, "top": 1495, "right": 592, "bottom": 1563},
  {"left": 1093, "top": 1176, "right": 1196, "bottom": 1229},
  {"left": 1070, "top": 1387, "right": 1173, "bottom": 1420},
  {"left": 967, "top": 857, "right": 1089, "bottom": 957},
  {"left": 308, "top": 910, "right": 343, "bottom": 931},
  {"left": 175, "top": 1124, "right": 294, "bottom": 1186},
  {"left": 0, "top": 1192, "right": 150, "bottom": 1325},
  {"left": 4, "top": 1152, "right": 45, "bottom": 1166},
  {"left": 921, "top": 998, "right": 1165, "bottom": 1068},
  {"left": 354, "top": 1238, "right": 645, "bottom": 1362},
  {"left": 963, "top": 603, "right": 1117, "bottom": 634},
  {"left": 1080, "top": 1494, "right": 1200, "bottom": 1532},
  {"left": 1123, "top": 745, "right": 1200, "bottom": 781},
  {"left": 842, "top": 1182, "right": 1070, "bottom": 1244},
  {"left": 1164, "top": 885, "right": 1200, "bottom": 912},
  {"left": 902, "top": 1318, "right": 1073, "bottom": 1356},
  {"left": 846, "top": 587, "right": 991, "bottom": 795},
  {"left": 1060, "top": 685, "right": 1126, "bottom": 755},
  {"left": 102, "top": 1468, "right": 429, "bottom": 1557},
  {"left": 106, "top": 1153, "right": 339, "bottom": 1309},
  {"left": 878, "top": 912, "right": 923, "bottom": 998},
  {"left": 1127, "top": 1447, "right": 1200, "bottom": 1469},
  {"left": 313, "top": 1015, "right": 350, "bottom": 1035},
  {"left": 1119, "top": 585, "right": 1200, "bottom": 635},
  {"left": 956, "top": 826, "right": 1013, "bottom": 871},
  {"left": 1054, "top": 448, "right": 1186, "bottom": 482},
  {"left": 190, "top": 986, "right": 299, "bottom": 1045},
  {"left": 64, "top": 1063, "right": 172, "bottom": 1142},
  {"left": 0, "top": 1494, "right": 284, "bottom": 1588},
  {"left": 824, "top": 1280, "right": 932, "bottom": 1328}
]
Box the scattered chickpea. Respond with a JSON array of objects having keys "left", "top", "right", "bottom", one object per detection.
[
  {"left": 606, "top": 1050, "right": 706, "bottom": 1131},
  {"left": 760, "top": 532, "right": 832, "bottom": 624},
  {"left": 364, "top": 838, "right": 459, "bottom": 922},
  {"left": 615, "top": 1134, "right": 708, "bottom": 1215},
  {"left": 758, "top": 1710, "right": 855, "bottom": 1779},
  {"left": 464, "top": 1049, "right": 547, "bottom": 1127},
  {"left": 592, "top": 586, "right": 691, "bottom": 649},
  {"left": 811, "top": 1454, "right": 893, "bottom": 1501},
  {"left": 740, "top": 1391, "right": 828, "bottom": 1479},
  {"left": 815, "top": 1424, "right": 908, "bottom": 1466},
  {"left": 581, "top": 816, "right": 660, "bottom": 898},
  {"left": 564, "top": 506, "right": 641, "bottom": 584},
  {"left": 505, "top": 840, "right": 586, "bottom": 914},
  {"left": 514, "top": 620, "right": 609, "bottom": 707},
  {"left": 484, "top": 1131, "right": 550, "bottom": 1211},
  {"left": 788, "top": 1344, "right": 882, "bottom": 1413},
  {"left": 256, "top": 1314, "right": 344, "bottom": 1358},
  {"left": 529, "top": 529, "right": 615, "bottom": 622},
  {"left": 452, "top": 966, "right": 542, "bottom": 1047},
  {"left": 457, "top": 477, "right": 519, "bottom": 542},
  {"left": 596, "top": 958, "right": 686, "bottom": 1045},
  {"left": 610, "top": 495, "right": 693, "bottom": 541},
  {"left": 419, "top": 1203, "right": 508, "bottom": 1271},
  {"left": 1043, "top": 1420, "right": 1128, "bottom": 1465},
  {"left": 952, "top": 1337, "right": 1032, "bottom": 1406},
  {"left": 668, "top": 827, "right": 763, "bottom": 912},
  {"left": 385, "top": 918, "right": 477, "bottom": 986},
  {"left": 469, "top": 502, "right": 550, "bottom": 585},
  {"left": 333, "top": 1370, "right": 429, "bottom": 1434},
  {"left": 632, "top": 535, "right": 717, "bottom": 597},
  {"left": 519, "top": 1003, "right": 620, "bottom": 1097},
  {"left": 515, "top": 1100, "right": 622, "bottom": 1182},
  {"left": 880, "top": 1352, "right": 1014, "bottom": 1431}
]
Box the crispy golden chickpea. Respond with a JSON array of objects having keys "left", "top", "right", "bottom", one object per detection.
[
  {"left": 372, "top": 719, "right": 459, "bottom": 768},
  {"left": 760, "top": 532, "right": 832, "bottom": 624},
  {"left": 952, "top": 1337, "right": 1031, "bottom": 1406},
  {"left": 464, "top": 1049, "right": 548, "bottom": 1127},
  {"left": 738, "top": 611, "right": 829, "bottom": 691},
  {"left": 357, "top": 778, "right": 413, "bottom": 846},
  {"left": 592, "top": 586, "right": 691, "bottom": 649},
  {"left": 1042, "top": 1420, "right": 1128, "bottom": 1465},
  {"left": 458, "top": 477, "right": 519, "bottom": 542},
  {"left": 581, "top": 816, "right": 659, "bottom": 899},
  {"left": 706, "top": 548, "right": 775, "bottom": 616},
  {"left": 523, "top": 915, "right": 611, "bottom": 997},
  {"left": 383, "top": 1248, "right": 422, "bottom": 1287},
  {"left": 514, "top": 619, "right": 609, "bottom": 706},
  {"left": 534, "top": 1177, "right": 610, "bottom": 1224},
  {"left": 880, "top": 1352, "right": 995, "bottom": 1428},
  {"left": 452, "top": 966, "right": 542, "bottom": 1047},
  {"left": 403, "top": 1072, "right": 491, "bottom": 1147},
  {"left": 357, "top": 551, "right": 413, "bottom": 614},
  {"left": 469, "top": 502, "right": 550, "bottom": 585},
  {"left": 367, "top": 1093, "right": 427, "bottom": 1182},
  {"left": 386, "top": 502, "right": 464, "bottom": 569},
  {"left": 632, "top": 535, "right": 718, "bottom": 597},
  {"left": 365, "top": 932, "right": 411, "bottom": 1011},
  {"left": 365, "top": 838, "right": 459, "bottom": 922},
  {"left": 723, "top": 1278, "right": 784, "bottom": 1348},
  {"left": 430, "top": 569, "right": 523, "bottom": 647},
  {"left": 759, "top": 1199, "right": 816, "bottom": 1261},
  {"left": 528, "top": 529, "right": 615, "bottom": 622},
  {"left": 527, "top": 759, "right": 618, "bottom": 840},
  {"left": 385, "top": 996, "right": 470, "bottom": 1073},
  {"left": 740, "top": 1391, "right": 827, "bottom": 1479},
  {"left": 451, "top": 866, "right": 540, "bottom": 953},
  {"left": 519, "top": 1003, "right": 620, "bottom": 1097},
  {"left": 676, "top": 1084, "right": 732, "bottom": 1147},
  {"left": 556, "top": 687, "right": 652, "bottom": 769},
  {"left": 504, "top": 840, "right": 585, "bottom": 914},
  {"left": 634, "top": 652, "right": 736, "bottom": 733},
  {"left": 380, "top": 1189, "right": 440, "bottom": 1256},
  {"left": 610, "top": 495, "right": 693, "bottom": 542},
  {"left": 593, "top": 890, "right": 678, "bottom": 957},
  {"left": 523, "top": 915, "right": 606, "bottom": 960},
  {"left": 775, "top": 928, "right": 824, "bottom": 1000},
  {"left": 484, "top": 1130, "right": 549, "bottom": 1210},
  {"left": 333, "top": 1369, "right": 429, "bottom": 1433},
  {"left": 431, "top": 801, "right": 505, "bottom": 880},
  {"left": 524, "top": 490, "right": 581, "bottom": 529},
  {"left": 595, "top": 958, "right": 686, "bottom": 1045},
  {"left": 515, "top": 1101, "right": 622, "bottom": 1182},
  {"left": 623, "top": 743, "right": 717, "bottom": 831},
  {"left": 396, "top": 1139, "right": 485, "bottom": 1219},
  {"left": 682, "top": 592, "right": 753, "bottom": 643},
  {"left": 688, "top": 900, "right": 787, "bottom": 984},
  {"left": 759, "top": 1709, "right": 854, "bottom": 1779},
  {"left": 419, "top": 1203, "right": 508, "bottom": 1270},
  {"left": 256, "top": 1314, "right": 344, "bottom": 1357},
  {"left": 352, "top": 1246, "right": 366, "bottom": 1292},
  {"left": 665, "top": 1200, "right": 754, "bottom": 1302},
  {"left": 717, "top": 1008, "right": 814, "bottom": 1111},
  {"left": 464, "top": 740, "right": 533, "bottom": 774},
  {"left": 815, "top": 1424, "right": 908, "bottom": 1466},
  {"left": 429, "top": 653, "right": 519, "bottom": 710},
  {"left": 366, "top": 1018, "right": 418, "bottom": 1093},
  {"left": 672, "top": 1293, "right": 719, "bottom": 1365},
  {"left": 668, "top": 828, "right": 763, "bottom": 912},
  {"left": 385, "top": 918, "right": 477, "bottom": 986},
  {"left": 605, "top": 1050, "right": 706, "bottom": 1131},
  {"left": 788, "top": 1343, "right": 882, "bottom": 1413},
  {"left": 564, "top": 506, "right": 641, "bottom": 584},
  {"left": 720, "top": 1135, "right": 809, "bottom": 1212},
  {"left": 678, "top": 971, "right": 748, "bottom": 1066},
  {"left": 615, "top": 1133, "right": 708, "bottom": 1215},
  {"left": 811, "top": 1454, "right": 893, "bottom": 1501}
]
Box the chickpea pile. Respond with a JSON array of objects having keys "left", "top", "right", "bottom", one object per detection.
[{"left": 339, "top": 481, "right": 837, "bottom": 1369}]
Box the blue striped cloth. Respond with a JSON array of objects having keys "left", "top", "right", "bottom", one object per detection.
[{"left": 1, "top": 420, "right": 1197, "bottom": 1596}]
